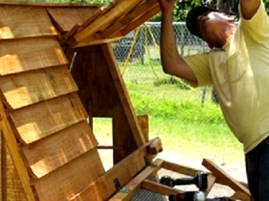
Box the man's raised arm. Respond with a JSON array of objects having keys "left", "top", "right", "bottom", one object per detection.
[{"left": 158, "top": 0, "right": 197, "bottom": 83}]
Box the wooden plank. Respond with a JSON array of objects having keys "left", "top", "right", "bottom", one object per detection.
[
  {"left": 0, "top": 98, "right": 36, "bottom": 201},
  {"left": 68, "top": 139, "right": 157, "bottom": 201},
  {"left": 109, "top": 159, "right": 163, "bottom": 201},
  {"left": 69, "top": 0, "right": 143, "bottom": 47},
  {"left": 0, "top": 5, "right": 57, "bottom": 39},
  {"left": 202, "top": 159, "right": 251, "bottom": 196},
  {"left": 4, "top": 144, "right": 28, "bottom": 201},
  {"left": 34, "top": 148, "right": 105, "bottom": 201},
  {"left": 0, "top": 131, "right": 4, "bottom": 201},
  {"left": 101, "top": 0, "right": 158, "bottom": 38},
  {"left": 0, "top": 37, "right": 68, "bottom": 75},
  {"left": 10, "top": 93, "right": 88, "bottom": 144},
  {"left": 116, "top": 3, "right": 160, "bottom": 37},
  {"left": 100, "top": 43, "right": 146, "bottom": 147},
  {"left": 0, "top": 66, "right": 78, "bottom": 110},
  {"left": 22, "top": 121, "right": 97, "bottom": 179},
  {"left": 46, "top": 7, "right": 99, "bottom": 33},
  {"left": 141, "top": 179, "right": 181, "bottom": 196},
  {"left": 137, "top": 115, "right": 149, "bottom": 141},
  {"left": 0, "top": 2, "right": 100, "bottom": 7},
  {"left": 162, "top": 160, "right": 199, "bottom": 177}
]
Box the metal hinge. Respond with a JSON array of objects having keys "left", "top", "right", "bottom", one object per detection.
[{"left": 113, "top": 178, "right": 130, "bottom": 193}]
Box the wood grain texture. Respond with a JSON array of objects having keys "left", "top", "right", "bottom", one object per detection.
[
  {"left": 3, "top": 143, "right": 28, "bottom": 201},
  {"left": 0, "top": 99, "right": 36, "bottom": 201},
  {"left": 34, "top": 148, "right": 105, "bottom": 201},
  {"left": 0, "top": 37, "right": 68, "bottom": 75},
  {"left": 69, "top": 0, "right": 142, "bottom": 46},
  {"left": 10, "top": 93, "right": 88, "bottom": 144},
  {"left": 0, "top": 5, "right": 57, "bottom": 39},
  {"left": 47, "top": 7, "right": 99, "bottom": 33},
  {"left": 68, "top": 139, "right": 154, "bottom": 201},
  {"left": 109, "top": 159, "right": 163, "bottom": 201},
  {"left": 22, "top": 121, "right": 98, "bottom": 178},
  {"left": 0, "top": 66, "right": 78, "bottom": 110}
]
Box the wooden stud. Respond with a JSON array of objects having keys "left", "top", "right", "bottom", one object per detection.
[
  {"left": 101, "top": 43, "right": 146, "bottom": 147},
  {"left": 109, "top": 159, "right": 164, "bottom": 201},
  {"left": 0, "top": 98, "right": 36, "bottom": 201},
  {"left": 141, "top": 179, "right": 182, "bottom": 196},
  {"left": 202, "top": 159, "right": 251, "bottom": 198},
  {"left": 68, "top": 139, "right": 157, "bottom": 201}
]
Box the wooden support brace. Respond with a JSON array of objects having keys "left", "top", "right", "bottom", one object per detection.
[
  {"left": 141, "top": 179, "right": 182, "bottom": 196},
  {"left": 68, "top": 138, "right": 162, "bottom": 201},
  {"left": 202, "top": 158, "right": 252, "bottom": 201},
  {"left": 109, "top": 159, "right": 164, "bottom": 201},
  {"left": 0, "top": 99, "right": 36, "bottom": 201}
]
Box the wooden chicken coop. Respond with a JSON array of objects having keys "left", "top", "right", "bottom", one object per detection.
[{"left": 0, "top": 0, "right": 253, "bottom": 200}]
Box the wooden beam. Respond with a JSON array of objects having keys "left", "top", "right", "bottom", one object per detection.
[
  {"left": 119, "top": 3, "right": 160, "bottom": 37},
  {"left": 101, "top": 0, "right": 159, "bottom": 39},
  {"left": 68, "top": 139, "right": 160, "bottom": 201},
  {"left": 100, "top": 43, "right": 146, "bottom": 146},
  {"left": 108, "top": 3, "right": 160, "bottom": 39},
  {"left": 68, "top": 0, "right": 143, "bottom": 47},
  {"left": 0, "top": 98, "right": 36, "bottom": 201},
  {"left": 141, "top": 179, "right": 182, "bottom": 195},
  {"left": 202, "top": 159, "right": 251, "bottom": 198},
  {"left": 0, "top": 1, "right": 101, "bottom": 8},
  {"left": 109, "top": 159, "right": 164, "bottom": 201},
  {"left": 162, "top": 160, "right": 200, "bottom": 176}
]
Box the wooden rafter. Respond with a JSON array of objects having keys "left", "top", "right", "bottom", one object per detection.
[{"left": 67, "top": 0, "right": 160, "bottom": 47}]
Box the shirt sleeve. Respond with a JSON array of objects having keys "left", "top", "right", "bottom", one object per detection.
[
  {"left": 239, "top": 1, "right": 269, "bottom": 42},
  {"left": 183, "top": 52, "right": 213, "bottom": 87}
]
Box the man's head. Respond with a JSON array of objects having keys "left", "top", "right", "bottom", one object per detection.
[
  {"left": 186, "top": 6, "right": 218, "bottom": 39},
  {"left": 186, "top": 6, "right": 235, "bottom": 48}
]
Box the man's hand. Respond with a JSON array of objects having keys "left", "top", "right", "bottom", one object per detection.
[{"left": 158, "top": 0, "right": 177, "bottom": 14}]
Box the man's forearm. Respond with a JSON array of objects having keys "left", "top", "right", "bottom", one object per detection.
[{"left": 160, "top": 12, "right": 182, "bottom": 75}]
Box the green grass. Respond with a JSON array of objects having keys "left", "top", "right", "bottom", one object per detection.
[
  {"left": 125, "top": 80, "right": 244, "bottom": 165},
  {"left": 120, "top": 62, "right": 245, "bottom": 166},
  {"left": 95, "top": 59, "right": 245, "bottom": 172}
]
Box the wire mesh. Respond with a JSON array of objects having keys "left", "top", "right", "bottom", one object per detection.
[{"left": 112, "top": 21, "right": 214, "bottom": 105}]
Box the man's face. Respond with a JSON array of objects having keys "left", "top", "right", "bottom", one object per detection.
[{"left": 197, "top": 11, "right": 234, "bottom": 48}]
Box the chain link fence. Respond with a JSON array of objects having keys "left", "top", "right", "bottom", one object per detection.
[{"left": 112, "top": 22, "right": 215, "bottom": 105}]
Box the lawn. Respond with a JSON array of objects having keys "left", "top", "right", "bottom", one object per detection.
[{"left": 95, "top": 57, "right": 246, "bottom": 181}]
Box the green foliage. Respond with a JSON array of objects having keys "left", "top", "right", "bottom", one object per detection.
[{"left": 151, "top": 0, "right": 269, "bottom": 22}]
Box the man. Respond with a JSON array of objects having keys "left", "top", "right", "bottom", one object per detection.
[{"left": 157, "top": 0, "right": 269, "bottom": 200}]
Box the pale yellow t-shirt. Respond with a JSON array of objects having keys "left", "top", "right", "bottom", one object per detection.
[{"left": 183, "top": 2, "right": 269, "bottom": 153}]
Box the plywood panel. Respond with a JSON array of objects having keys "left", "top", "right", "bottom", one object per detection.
[
  {"left": 22, "top": 121, "right": 98, "bottom": 178},
  {"left": 0, "top": 66, "right": 78, "bottom": 110},
  {"left": 0, "top": 5, "right": 57, "bottom": 39},
  {"left": 0, "top": 37, "right": 68, "bottom": 75},
  {"left": 47, "top": 7, "right": 99, "bottom": 33},
  {"left": 10, "top": 93, "right": 88, "bottom": 144},
  {"left": 34, "top": 148, "right": 105, "bottom": 201}
]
